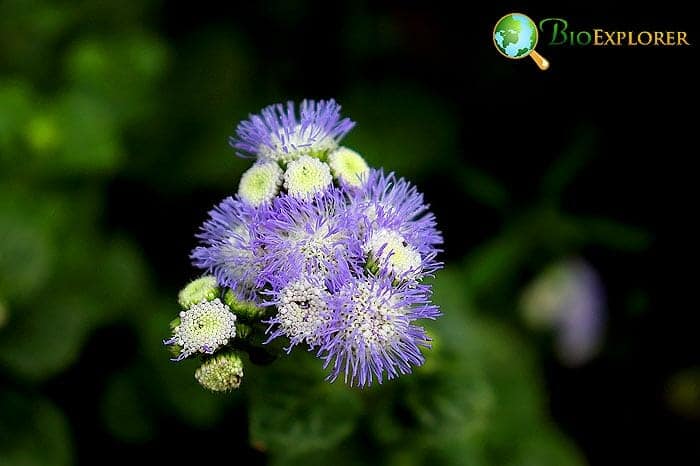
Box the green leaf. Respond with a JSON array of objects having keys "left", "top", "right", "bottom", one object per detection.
[
  {"left": 505, "top": 425, "right": 586, "bottom": 466},
  {"left": 0, "top": 81, "right": 34, "bottom": 155},
  {"left": 0, "top": 294, "right": 98, "bottom": 381},
  {"left": 247, "top": 351, "right": 362, "bottom": 456},
  {"left": 64, "top": 34, "right": 169, "bottom": 124},
  {"left": 541, "top": 125, "right": 597, "bottom": 201},
  {"left": 461, "top": 232, "right": 527, "bottom": 295},
  {"left": 0, "top": 390, "right": 73, "bottom": 466},
  {"left": 574, "top": 216, "right": 651, "bottom": 251},
  {"left": 459, "top": 166, "right": 510, "bottom": 210},
  {"left": 26, "top": 92, "right": 123, "bottom": 175},
  {"left": 0, "top": 206, "right": 54, "bottom": 301}
]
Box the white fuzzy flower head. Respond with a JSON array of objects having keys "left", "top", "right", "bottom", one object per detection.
[
  {"left": 272, "top": 280, "right": 330, "bottom": 348},
  {"left": 195, "top": 351, "right": 245, "bottom": 392},
  {"left": 165, "top": 298, "right": 237, "bottom": 361},
  {"left": 238, "top": 161, "right": 283, "bottom": 206},
  {"left": 328, "top": 147, "right": 369, "bottom": 187},
  {"left": 365, "top": 228, "right": 422, "bottom": 278},
  {"left": 259, "top": 124, "right": 339, "bottom": 163},
  {"left": 283, "top": 155, "right": 332, "bottom": 198},
  {"left": 338, "top": 280, "right": 403, "bottom": 348}
]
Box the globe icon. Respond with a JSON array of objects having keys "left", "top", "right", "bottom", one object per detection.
[{"left": 493, "top": 13, "right": 550, "bottom": 70}]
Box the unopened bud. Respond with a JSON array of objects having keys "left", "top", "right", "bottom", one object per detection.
[
  {"left": 238, "top": 161, "right": 283, "bottom": 206},
  {"left": 283, "top": 155, "right": 332, "bottom": 198},
  {"left": 195, "top": 351, "right": 244, "bottom": 391},
  {"left": 328, "top": 147, "right": 369, "bottom": 188},
  {"left": 178, "top": 276, "right": 220, "bottom": 309}
]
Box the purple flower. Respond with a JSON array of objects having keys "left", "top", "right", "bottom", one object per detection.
[
  {"left": 319, "top": 272, "right": 440, "bottom": 387},
  {"left": 352, "top": 170, "right": 443, "bottom": 280},
  {"left": 191, "top": 196, "right": 264, "bottom": 302},
  {"left": 255, "top": 187, "right": 364, "bottom": 291},
  {"left": 231, "top": 99, "right": 355, "bottom": 162}
]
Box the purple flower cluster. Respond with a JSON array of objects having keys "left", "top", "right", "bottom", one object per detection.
[{"left": 191, "top": 100, "right": 442, "bottom": 387}]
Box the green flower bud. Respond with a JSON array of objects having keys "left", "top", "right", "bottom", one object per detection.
[
  {"left": 195, "top": 351, "right": 245, "bottom": 392},
  {"left": 178, "top": 276, "right": 220, "bottom": 309},
  {"left": 328, "top": 146, "right": 369, "bottom": 187},
  {"left": 223, "top": 288, "right": 267, "bottom": 320},
  {"left": 283, "top": 155, "right": 332, "bottom": 198},
  {"left": 238, "top": 161, "right": 283, "bottom": 206}
]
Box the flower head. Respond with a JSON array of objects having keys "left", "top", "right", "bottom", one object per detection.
[
  {"left": 231, "top": 99, "right": 355, "bottom": 163},
  {"left": 354, "top": 170, "right": 443, "bottom": 254},
  {"left": 165, "top": 298, "right": 237, "bottom": 361},
  {"left": 265, "top": 279, "right": 331, "bottom": 350},
  {"left": 195, "top": 351, "right": 245, "bottom": 391},
  {"left": 352, "top": 170, "right": 443, "bottom": 280},
  {"left": 191, "top": 197, "right": 263, "bottom": 302},
  {"left": 256, "top": 187, "right": 364, "bottom": 290},
  {"left": 319, "top": 274, "right": 439, "bottom": 387}
]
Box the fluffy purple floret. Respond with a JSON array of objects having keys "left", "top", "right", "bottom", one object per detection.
[
  {"left": 318, "top": 272, "right": 440, "bottom": 387},
  {"left": 190, "top": 196, "right": 264, "bottom": 302},
  {"left": 351, "top": 169, "right": 443, "bottom": 279},
  {"left": 255, "top": 187, "right": 365, "bottom": 291},
  {"left": 231, "top": 99, "right": 355, "bottom": 160}
]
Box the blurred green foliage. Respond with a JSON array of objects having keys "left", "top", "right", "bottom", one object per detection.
[{"left": 0, "top": 1, "right": 651, "bottom": 465}]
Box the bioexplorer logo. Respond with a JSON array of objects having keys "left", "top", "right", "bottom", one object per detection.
[
  {"left": 493, "top": 13, "right": 550, "bottom": 70},
  {"left": 493, "top": 12, "right": 691, "bottom": 70}
]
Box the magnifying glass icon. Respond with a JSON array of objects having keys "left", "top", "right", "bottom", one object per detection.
[{"left": 493, "top": 13, "right": 550, "bottom": 70}]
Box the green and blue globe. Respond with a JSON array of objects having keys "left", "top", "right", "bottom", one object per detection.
[{"left": 493, "top": 13, "right": 538, "bottom": 58}]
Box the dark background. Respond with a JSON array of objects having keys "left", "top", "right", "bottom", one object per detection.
[{"left": 1, "top": 1, "right": 696, "bottom": 465}]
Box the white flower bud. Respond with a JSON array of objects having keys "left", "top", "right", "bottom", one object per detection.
[
  {"left": 283, "top": 155, "right": 332, "bottom": 198},
  {"left": 327, "top": 146, "right": 369, "bottom": 187},
  {"left": 238, "top": 161, "right": 283, "bottom": 206}
]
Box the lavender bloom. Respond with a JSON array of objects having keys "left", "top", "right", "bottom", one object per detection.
[
  {"left": 352, "top": 170, "right": 443, "bottom": 280},
  {"left": 319, "top": 273, "right": 440, "bottom": 387},
  {"left": 231, "top": 100, "right": 355, "bottom": 163},
  {"left": 191, "top": 197, "right": 264, "bottom": 302},
  {"left": 255, "top": 187, "right": 364, "bottom": 291}
]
